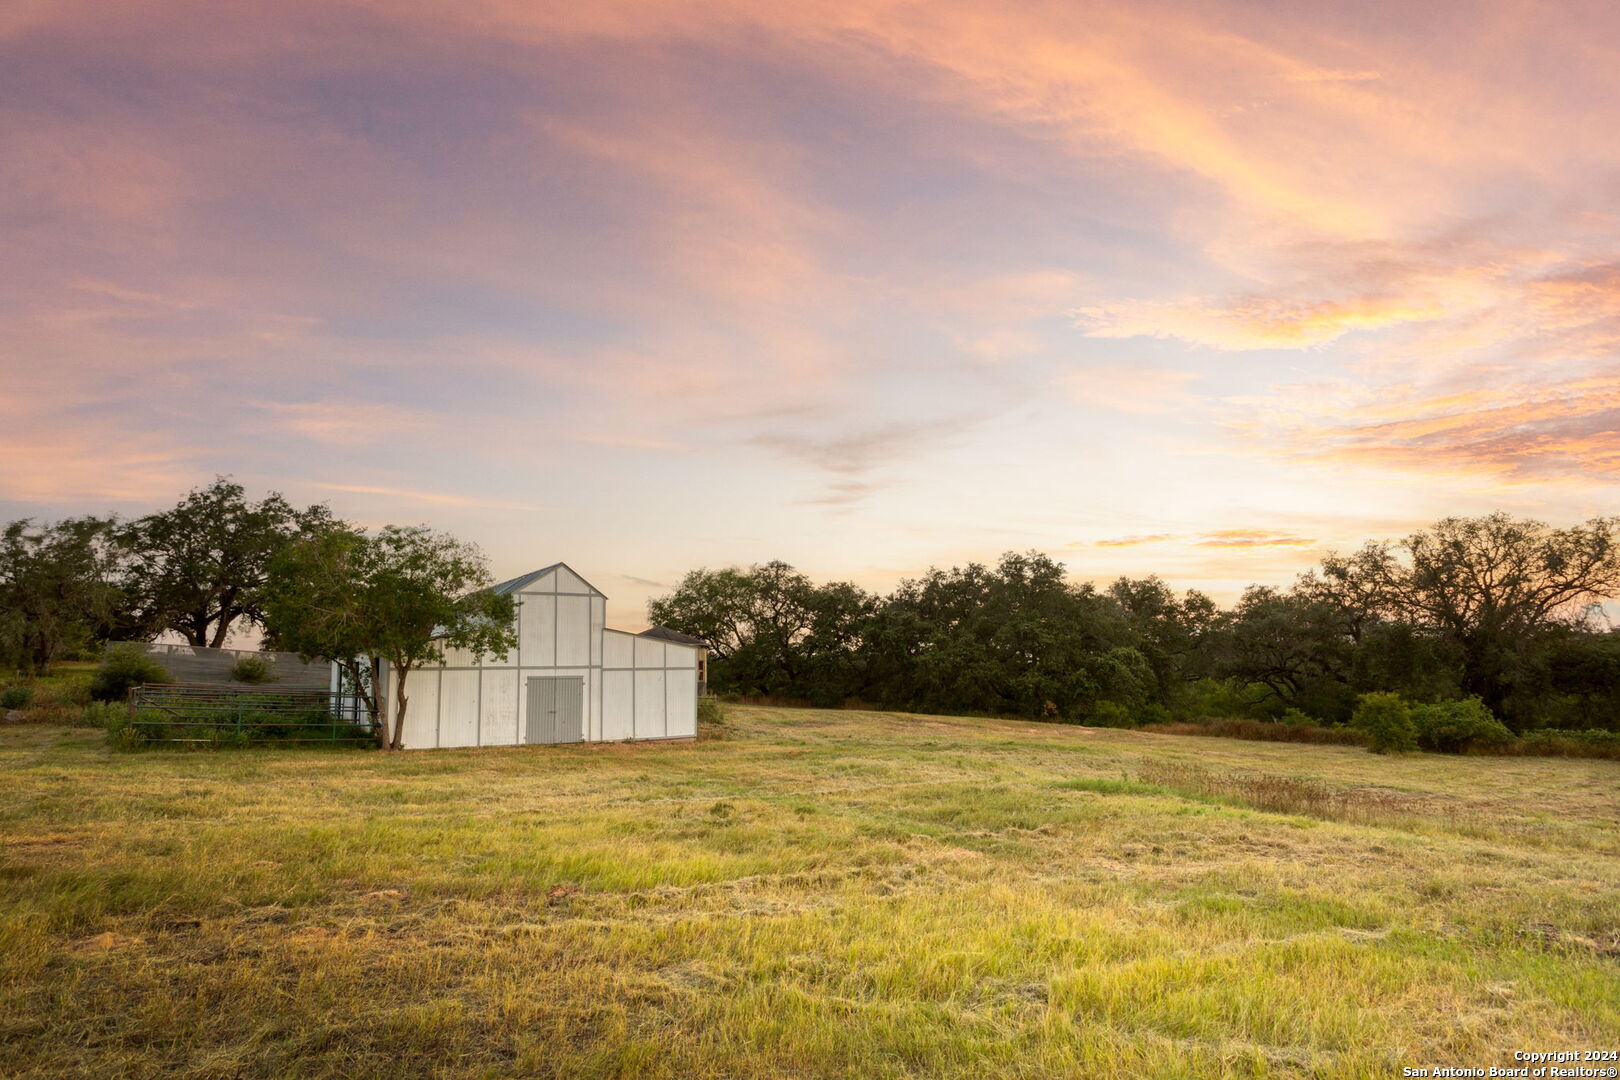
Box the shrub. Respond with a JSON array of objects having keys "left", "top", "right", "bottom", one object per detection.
[
  {"left": 90, "top": 644, "right": 173, "bottom": 702},
  {"left": 1409, "top": 697, "right": 1514, "bottom": 753},
  {"left": 1351, "top": 692, "right": 1417, "bottom": 754},
  {"left": 229, "top": 655, "right": 276, "bottom": 684},
  {"left": 1087, "top": 701, "right": 1136, "bottom": 728},
  {"left": 1, "top": 685, "right": 34, "bottom": 709},
  {"left": 696, "top": 696, "right": 725, "bottom": 726},
  {"left": 79, "top": 701, "right": 129, "bottom": 729},
  {"left": 1279, "top": 708, "right": 1317, "bottom": 727},
  {"left": 1135, "top": 702, "right": 1175, "bottom": 726}
]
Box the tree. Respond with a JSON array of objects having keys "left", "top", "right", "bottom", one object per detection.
[
  {"left": 1210, "top": 586, "right": 1357, "bottom": 719},
  {"left": 648, "top": 561, "right": 827, "bottom": 695},
  {"left": 120, "top": 477, "right": 333, "bottom": 648},
  {"left": 1107, "top": 575, "right": 1219, "bottom": 701},
  {"left": 1318, "top": 513, "right": 1620, "bottom": 722},
  {"left": 264, "top": 525, "right": 517, "bottom": 750},
  {"left": 0, "top": 517, "right": 127, "bottom": 674}
]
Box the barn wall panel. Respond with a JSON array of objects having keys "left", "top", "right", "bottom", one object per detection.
[
  {"left": 603, "top": 630, "right": 634, "bottom": 668},
  {"left": 557, "top": 595, "right": 592, "bottom": 667},
  {"left": 554, "top": 566, "right": 589, "bottom": 593},
  {"left": 480, "top": 669, "right": 519, "bottom": 746},
  {"left": 602, "top": 669, "right": 634, "bottom": 741},
  {"left": 590, "top": 597, "right": 604, "bottom": 666},
  {"left": 634, "top": 670, "right": 666, "bottom": 738},
  {"left": 665, "top": 668, "right": 697, "bottom": 738},
  {"left": 398, "top": 668, "right": 440, "bottom": 749},
  {"left": 440, "top": 670, "right": 481, "bottom": 747},
  {"left": 520, "top": 595, "right": 557, "bottom": 666},
  {"left": 633, "top": 637, "right": 665, "bottom": 668}
]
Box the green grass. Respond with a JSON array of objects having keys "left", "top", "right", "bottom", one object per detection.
[{"left": 1, "top": 705, "right": 1616, "bottom": 1079}]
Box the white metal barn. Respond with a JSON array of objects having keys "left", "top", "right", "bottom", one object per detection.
[{"left": 373, "top": 563, "right": 704, "bottom": 750}]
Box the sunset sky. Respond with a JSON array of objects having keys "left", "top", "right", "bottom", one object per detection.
[{"left": 6, "top": 0, "right": 1620, "bottom": 630}]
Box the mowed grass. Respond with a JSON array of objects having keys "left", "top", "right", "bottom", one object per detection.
[{"left": 1, "top": 707, "right": 1616, "bottom": 1079}]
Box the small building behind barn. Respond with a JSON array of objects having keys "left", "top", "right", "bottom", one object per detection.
[{"left": 376, "top": 562, "right": 704, "bottom": 750}]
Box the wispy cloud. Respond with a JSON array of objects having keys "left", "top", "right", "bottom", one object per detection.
[
  {"left": 6, "top": 0, "right": 1620, "bottom": 602},
  {"left": 307, "top": 483, "right": 542, "bottom": 512}
]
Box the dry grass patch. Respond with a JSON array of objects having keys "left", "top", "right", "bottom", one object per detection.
[{"left": 0, "top": 707, "right": 1615, "bottom": 1079}]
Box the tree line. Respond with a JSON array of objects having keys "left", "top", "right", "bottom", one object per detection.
[
  {"left": 8, "top": 479, "right": 1620, "bottom": 737},
  {"left": 648, "top": 514, "right": 1620, "bottom": 733}
]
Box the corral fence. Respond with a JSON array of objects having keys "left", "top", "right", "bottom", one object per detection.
[{"left": 127, "top": 683, "right": 377, "bottom": 747}]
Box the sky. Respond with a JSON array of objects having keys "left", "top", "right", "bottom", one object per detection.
[{"left": 6, "top": 0, "right": 1620, "bottom": 632}]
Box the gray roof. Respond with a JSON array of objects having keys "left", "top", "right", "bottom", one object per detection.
[
  {"left": 487, "top": 562, "right": 605, "bottom": 598},
  {"left": 640, "top": 624, "right": 710, "bottom": 648},
  {"left": 488, "top": 564, "right": 564, "bottom": 596}
]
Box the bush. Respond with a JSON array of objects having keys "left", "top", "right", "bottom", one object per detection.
[
  {"left": 229, "top": 655, "right": 277, "bottom": 684},
  {"left": 79, "top": 701, "right": 129, "bottom": 729},
  {"left": 1279, "top": 708, "right": 1318, "bottom": 727},
  {"left": 1409, "top": 697, "right": 1514, "bottom": 753},
  {"left": 696, "top": 696, "right": 725, "bottom": 726},
  {"left": 1351, "top": 692, "right": 1417, "bottom": 754},
  {"left": 1087, "top": 701, "right": 1136, "bottom": 728},
  {"left": 90, "top": 644, "right": 173, "bottom": 702},
  {"left": 1, "top": 685, "right": 34, "bottom": 709}
]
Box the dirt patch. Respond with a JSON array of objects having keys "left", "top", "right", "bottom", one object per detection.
[{"left": 73, "top": 932, "right": 144, "bottom": 955}]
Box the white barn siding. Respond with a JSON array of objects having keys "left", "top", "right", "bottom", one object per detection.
[
  {"left": 397, "top": 668, "right": 439, "bottom": 749},
  {"left": 601, "top": 669, "right": 634, "bottom": 741},
  {"left": 557, "top": 595, "right": 592, "bottom": 666},
  {"left": 440, "top": 670, "right": 480, "bottom": 748},
  {"left": 522, "top": 594, "right": 557, "bottom": 666},
  {"left": 481, "top": 669, "right": 519, "bottom": 745},
  {"left": 379, "top": 563, "right": 702, "bottom": 750},
  {"left": 603, "top": 630, "right": 634, "bottom": 668},
  {"left": 666, "top": 667, "right": 698, "bottom": 738},
  {"left": 634, "top": 669, "right": 665, "bottom": 737}
]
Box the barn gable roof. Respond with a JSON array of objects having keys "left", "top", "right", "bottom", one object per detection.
[{"left": 488, "top": 562, "right": 605, "bottom": 598}]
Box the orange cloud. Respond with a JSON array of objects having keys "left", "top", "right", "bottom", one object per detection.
[{"left": 1080, "top": 530, "right": 1316, "bottom": 550}]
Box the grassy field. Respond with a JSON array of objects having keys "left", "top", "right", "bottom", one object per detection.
[{"left": 1, "top": 705, "right": 1616, "bottom": 1079}]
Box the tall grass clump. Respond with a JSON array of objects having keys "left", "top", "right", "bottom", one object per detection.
[
  {"left": 1139, "top": 718, "right": 1369, "bottom": 746},
  {"left": 1135, "top": 761, "right": 1426, "bottom": 826},
  {"left": 78, "top": 700, "right": 130, "bottom": 729}
]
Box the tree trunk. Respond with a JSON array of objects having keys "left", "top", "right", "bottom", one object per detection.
[
  {"left": 389, "top": 663, "right": 411, "bottom": 751},
  {"left": 208, "top": 615, "right": 233, "bottom": 649}
]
